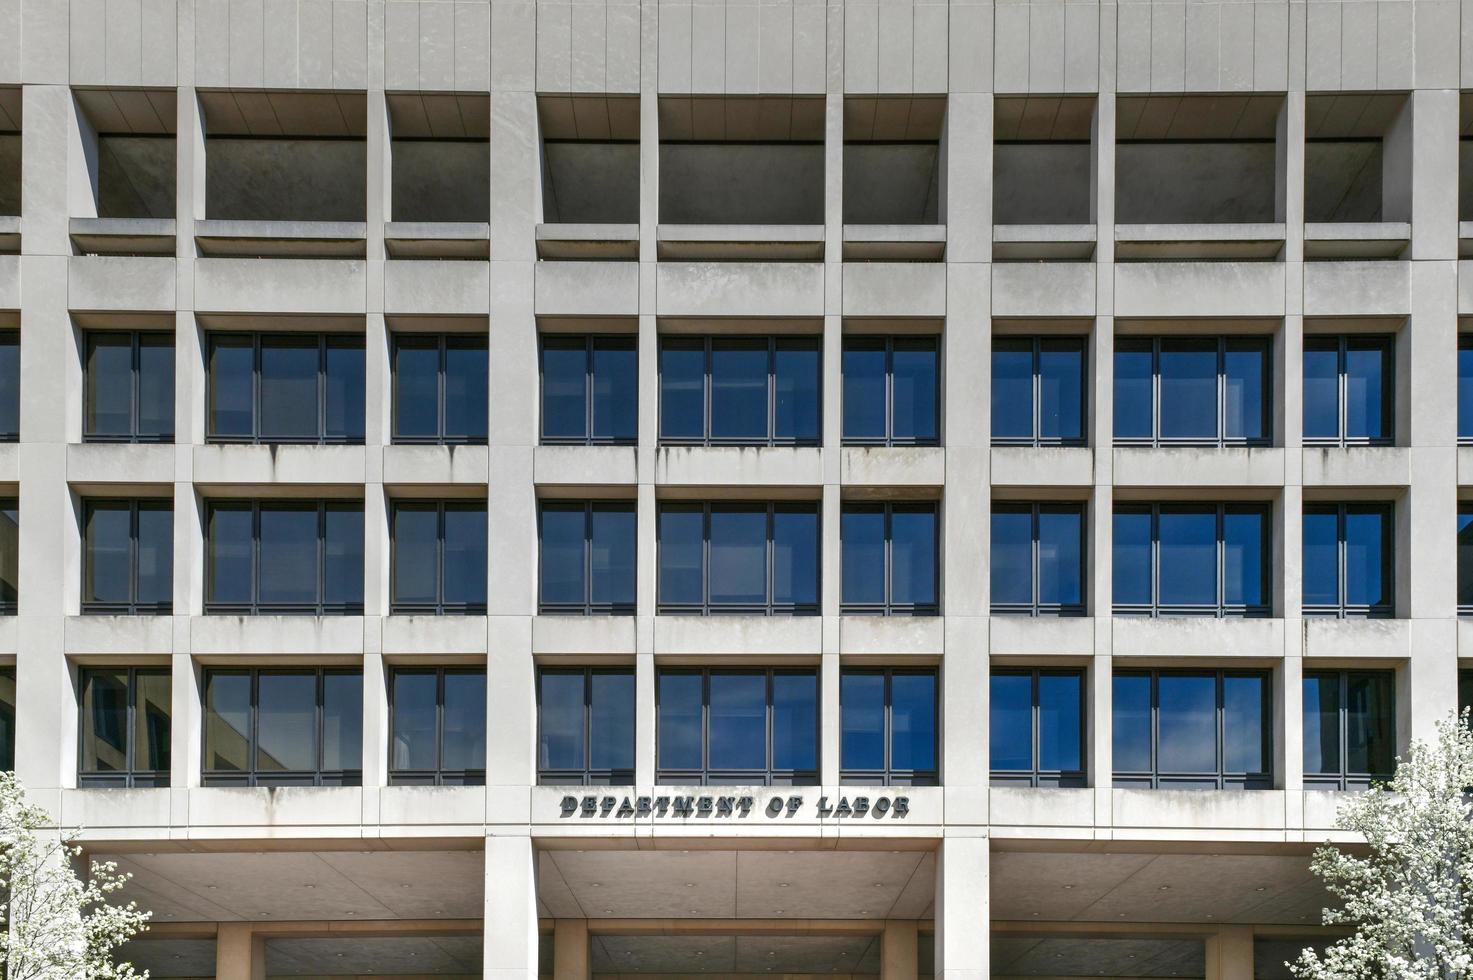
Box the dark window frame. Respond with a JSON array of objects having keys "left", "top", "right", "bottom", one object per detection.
[
  {"left": 656, "top": 501, "right": 821, "bottom": 616},
  {"left": 1302, "top": 501, "right": 1395, "bottom": 619},
  {"left": 78, "top": 666, "right": 171, "bottom": 788},
  {"left": 838, "top": 666, "right": 939, "bottom": 787},
  {"left": 0, "top": 497, "right": 17, "bottom": 615},
  {"left": 655, "top": 667, "right": 820, "bottom": 786},
  {"left": 657, "top": 335, "right": 822, "bottom": 447},
  {"left": 206, "top": 332, "right": 365, "bottom": 446},
  {"left": 1460, "top": 335, "right": 1473, "bottom": 445},
  {"left": 991, "top": 335, "right": 1088, "bottom": 447},
  {"left": 81, "top": 498, "right": 173, "bottom": 615},
  {"left": 989, "top": 667, "right": 1087, "bottom": 788},
  {"left": 0, "top": 329, "right": 17, "bottom": 443},
  {"left": 841, "top": 335, "right": 941, "bottom": 447},
  {"left": 201, "top": 667, "right": 362, "bottom": 787},
  {"left": 1460, "top": 502, "right": 1473, "bottom": 616},
  {"left": 204, "top": 500, "right": 364, "bottom": 615},
  {"left": 390, "top": 332, "right": 488, "bottom": 446},
  {"left": 1113, "top": 335, "right": 1272, "bottom": 448},
  {"left": 1112, "top": 668, "right": 1273, "bottom": 790},
  {"left": 1303, "top": 669, "right": 1397, "bottom": 790},
  {"left": 387, "top": 666, "right": 486, "bottom": 786},
  {"left": 1112, "top": 502, "right": 1272, "bottom": 618},
  {"left": 536, "top": 666, "right": 636, "bottom": 786},
  {"left": 990, "top": 501, "right": 1087, "bottom": 617},
  {"left": 537, "top": 500, "right": 637, "bottom": 616},
  {"left": 1302, "top": 334, "right": 1394, "bottom": 447},
  {"left": 82, "top": 330, "right": 175, "bottom": 444},
  {"left": 840, "top": 501, "right": 940, "bottom": 616},
  {"left": 389, "top": 500, "right": 487, "bottom": 615},
  {"left": 0, "top": 666, "right": 13, "bottom": 771},
  {"left": 538, "top": 334, "right": 637, "bottom": 446}
]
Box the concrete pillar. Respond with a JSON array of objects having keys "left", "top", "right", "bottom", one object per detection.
[
  {"left": 553, "top": 918, "right": 591, "bottom": 980},
  {"left": 881, "top": 920, "right": 919, "bottom": 980},
  {"left": 215, "top": 922, "right": 264, "bottom": 980},
  {"left": 485, "top": 835, "right": 540, "bottom": 975},
  {"left": 1204, "top": 926, "right": 1254, "bottom": 980},
  {"left": 935, "top": 836, "right": 988, "bottom": 977}
]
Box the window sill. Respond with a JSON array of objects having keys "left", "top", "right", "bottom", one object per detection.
[
  {"left": 195, "top": 219, "right": 367, "bottom": 259},
  {"left": 70, "top": 217, "right": 175, "bottom": 257}
]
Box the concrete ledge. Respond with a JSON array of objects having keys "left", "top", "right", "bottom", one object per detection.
[
  {"left": 66, "top": 615, "right": 175, "bottom": 654},
  {"left": 384, "top": 261, "right": 490, "bottom": 315},
  {"left": 378, "top": 786, "right": 488, "bottom": 826},
  {"left": 194, "top": 219, "right": 367, "bottom": 258},
  {"left": 195, "top": 258, "right": 367, "bottom": 314},
  {"left": 1303, "top": 222, "right": 1410, "bottom": 260},
  {"left": 61, "top": 788, "right": 173, "bottom": 831},
  {"left": 0, "top": 444, "right": 18, "bottom": 486},
  {"left": 381, "top": 616, "right": 488, "bottom": 655},
  {"left": 186, "top": 786, "right": 364, "bottom": 828},
  {"left": 1305, "top": 261, "right": 1410, "bottom": 317},
  {"left": 534, "top": 445, "right": 639, "bottom": 488},
  {"left": 0, "top": 216, "right": 18, "bottom": 254},
  {"left": 1301, "top": 446, "right": 1410, "bottom": 487},
  {"left": 535, "top": 223, "right": 639, "bottom": 261},
  {"left": 67, "top": 442, "right": 175, "bottom": 488},
  {"left": 382, "top": 444, "right": 490, "bottom": 486},
  {"left": 655, "top": 446, "right": 822, "bottom": 488},
  {"left": 1114, "top": 262, "right": 1285, "bottom": 319},
  {"left": 989, "top": 787, "right": 1094, "bottom": 828},
  {"left": 69, "top": 217, "right": 176, "bottom": 257},
  {"left": 532, "top": 615, "right": 637, "bottom": 655},
  {"left": 653, "top": 615, "right": 822, "bottom": 657},
  {"left": 189, "top": 615, "right": 366, "bottom": 656},
  {"left": 536, "top": 261, "right": 640, "bottom": 317},
  {"left": 990, "top": 446, "right": 1094, "bottom": 488},
  {"left": 1111, "top": 616, "right": 1285, "bottom": 659},
  {"left": 1303, "top": 617, "right": 1410, "bottom": 660},
  {"left": 992, "top": 224, "right": 1096, "bottom": 261},
  {"left": 1458, "top": 447, "right": 1473, "bottom": 485},
  {"left": 842, "top": 262, "right": 945, "bottom": 317},
  {"left": 68, "top": 255, "right": 176, "bottom": 311},
  {"left": 842, "top": 224, "right": 946, "bottom": 261},
  {"left": 384, "top": 221, "right": 490, "bottom": 259},
  {"left": 656, "top": 262, "right": 824, "bottom": 318},
  {"left": 657, "top": 224, "right": 824, "bottom": 261},
  {"left": 193, "top": 444, "right": 368, "bottom": 488},
  {"left": 840, "top": 447, "right": 944, "bottom": 488},
  {"left": 992, "top": 262, "right": 1095, "bottom": 317},
  {"left": 1114, "top": 223, "right": 1285, "bottom": 261},
  {"left": 837, "top": 615, "right": 943, "bottom": 655},
  {"left": 0, "top": 618, "right": 17, "bottom": 656},
  {"left": 0, "top": 256, "right": 16, "bottom": 309},
  {"left": 1112, "top": 446, "right": 1285, "bottom": 488},
  {"left": 989, "top": 616, "right": 1094, "bottom": 657},
  {"left": 1111, "top": 788, "right": 1286, "bottom": 833},
  {"left": 1460, "top": 223, "right": 1473, "bottom": 259},
  {"left": 1302, "top": 789, "right": 1358, "bottom": 835}
]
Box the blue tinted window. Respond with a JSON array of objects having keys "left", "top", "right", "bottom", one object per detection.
[
  {"left": 892, "top": 340, "right": 939, "bottom": 442},
  {"left": 1155, "top": 674, "right": 1216, "bottom": 774},
  {"left": 205, "top": 501, "right": 363, "bottom": 614},
  {"left": 395, "top": 335, "right": 486, "bottom": 444},
  {"left": 538, "top": 669, "right": 585, "bottom": 775},
  {"left": 890, "top": 671, "right": 936, "bottom": 777},
  {"left": 843, "top": 503, "right": 937, "bottom": 614},
  {"left": 1304, "top": 336, "right": 1392, "bottom": 444},
  {"left": 990, "top": 506, "right": 1034, "bottom": 607},
  {"left": 1459, "top": 506, "right": 1473, "bottom": 609},
  {"left": 659, "top": 668, "right": 818, "bottom": 784},
  {"left": 772, "top": 505, "right": 820, "bottom": 608},
  {"left": 257, "top": 505, "right": 318, "bottom": 607},
  {"left": 211, "top": 334, "right": 364, "bottom": 444},
  {"left": 710, "top": 341, "right": 768, "bottom": 441},
  {"left": 322, "top": 505, "right": 363, "bottom": 609},
  {"left": 841, "top": 505, "right": 886, "bottom": 607},
  {"left": 1301, "top": 673, "right": 1339, "bottom": 777},
  {"left": 993, "top": 669, "right": 1085, "bottom": 786},
  {"left": 86, "top": 334, "right": 132, "bottom": 438},
  {"left": 842, "top": 669, "right": 936, "bottom": 784},
  {"left": 393, "top": 335, "right": 439, "bottom": 439},
  {"left": 1304, "top": 670, "right": 1395, "bottom": 788},
  {"left": 842, "top": 341, "right": 887, "bottom": 440},
  {"left": 83, "top": 499, "right": 172, "bottom": 614},
  {"left": 993, "top": 503, "right": 1084, "bottom": 615},
  {"left": 1157, "top": 508, "right": 1216, "bottom": 607},
  {"left": 1158, "top": 340, "right": 1217, "bottom": 440},
  {"left": 0, "top": 331, "right": 17, "bottom": 439},
  {"left": 442, "top": 505, "right": 487, "bottom": 608},
  {"left": 1223, "top": 674, "right": 1266, "bottom": 774},
  {"left": 540, "top": 502, "right": 636, "bottom": 614},
  {"left": 660, "top": 502, "right": 818, "bottom": 614},
  {"left": 661, "top": 337, "right": 821, "bottom": 445},
  {"left": 208, "top": 335, "right": 253, "bottom": 438},
  {"left": 1038, "top": 672, "right": 1083, "bottom": 774},
  {"left": 890, "top": 505, "right": 937, "bottom": 609},
  {"left": 771, "top": 671, "right": 818, "bottom": 773},
  {"left": 989, "top": 672, "right": 1033, "bottom": 773},
  {"left": 1461, "top": 338, "right": 1473, "bottom": 441},
  {"left": 1039, "top": 339, "right": 1084, "bottom": 442},
  {"left": 1037, "top": 505, "right": 1083, "bottom": 608},
  {"left": 1304, "top": 503, "right": 1393, "bottom": 617},
  {"left": 1114, "top": 503, "right": 1269, "bottom": 616},
  {"left": 709, "top": 506, "right": 767, "bottom": 605},
  {"left": 79, "top": 667, "right": 171, "bottom": 788},
  {"left": 203, "top": 669, "right": 362, "bottom": 787},
  {"left": 1113, "top": 342, "right": 1153, "bottom": 440},
  {"left": 1114, "top": 671, "right": 1271, "bottom": 789},
  {"left": 1112, "top": 673, "right": 1153, "bottom": 776},
  {"left": 590, "top": 339, "right": 637, "bottom": 442},
  {"left": 323, "top": 337, "right": 365, "bottom": 441},
  {"left": 442, "top": 336, "right": 487, "bottom": 442},
  {"left": 991, "top": 340, "right": 1034, "bottom": 440},
  {"left": 657, "top": 505, "right": 704, "bottom": 608},
  {"left": 539, "top": 504, "right": 586, "bottom": 608},
  {"left": 1117, "top": 337, "right": 1269, "bottom": 445},
  {"left": 657, "top": 671, "right": 704, "bottom": 774},
  {"left": 995, "top": 337, "right": 1086, "bottom": 445},
  {"left": 1223, "top": 341, "right": 1266, "bottom": 441},
  {"left": 541, "top": 338, "right": 587, "bottom": 440},
  {"left": 1344, "top": 506, "right": 1390, "bottom": 609},
  {"left": 441, "top": 670, "right": 485, "bottom": 775},
  {"left": 391, "top": 502, "right": 486, "bottom": 613},
  {"left": 539, "top": 668, "right": 637, "bottom": 784},
  {"left": 589, "top": 670, "right": 635, "bottom": 774},
  {"left": 259, "top": 335, "right": 319, "bottom": 441},
  {"left": 773, "top": 341, "right": 820, "bottom": 442},
  {"left": 1302, "top": 508, "right": 1340, "bottom": 608},
  {"left": 589, "top": 504, "right": 637, "bottom": 610},
  {"left": 1345, "top": 341, "right": 1387, "bottom": 441},
  {"left": 841, "top": 671, "right": 886, "bottom": 773},
  {"left": 1302, "top": 342, "right": 1340, "bottom": 440},
  {"left": 390, "top": 668, "right": 486, "bottom": 785},
  {"left": 659, "top": 340, "right": 704, "bottom": 440},
  {"left": 85, "top": 332, "right": 174, "bottom": 443},
  {"left": 1111, "top": 508, "right": 1152, "bottom": 607},
  {"left": 845, "top": 337, "right": 939, "bottom": 444},
  {"left": 1222, "top": 507, "right": 1266, "bottom": 608}
]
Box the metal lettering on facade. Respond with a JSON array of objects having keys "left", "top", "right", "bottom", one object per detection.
[{"left": 558, "top": 794, "right": 910, "bottom": 819}]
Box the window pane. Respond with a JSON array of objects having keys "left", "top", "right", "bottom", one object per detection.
[
  {"left": 1461, "top": 341, "right": 1473, "bottom": 439},
  {"left": 1345, "top": 341, "right": 1387, "bottom": 441},
  {"left": 0, "top": 502, "right": 14, "bottom": 607},
  {"left": 892, "top": 341, "right": 938, "bottom": 442},
  {"left": 134, "top": 670, "right": 171, "bottom": 773},
  {"left": 0, "top": 670, "right": 14, "bottom": 770},
  {"left": 1222, "top": 507, "right": 1265, "bottom": 608},
  {"left": 710, "top": 342, "right": 768, "bottom": 440},
  {"left": 591, "top": 339, "right": 637, "bottom": 442},
  {"left": 137, "top": 333, "right": 175, "bottom": 439},
  {"left": 1223, "top": 342, "right": 1266, "bottom": 441},
  {"left": 1038, "top": 673, "right": 1082, "bottom": 773},
  {"left": 256, "top": 672, "right": 316, "bottom": 772},
  {"left": 538, "top": 670, "right": 586, "bottom": 772},
  {"left": 1156, "top": 674, "right": 1217, "bottom": 774},
  {"left": 442, "top": 505, "right": 487, "bottom": 607},
  {"left": 1157, "top": 508, "right": 1217, "bottom": 607},
  {"left": 258, "top": 336, "right": 319, "bottom": 440},
  {"left": 1039, "top": 340, "right": 1083, "bottom": 441},
  {"left": 709, "top": 506, "right": 767, "bottom": 606},
  {"left": 1223, "top": 675, "right": 1266, "bottom": 774},
  {"left": 891, "top": 672, "right": 936, "bottom": 774},
  {"left": 589, "top": 505, "right": 636, "bottom": 608},
  {"left": 1302, "top": 508, "right": 1340, "bottom": 607},
  {"left": 541, "top": 339, "right": 585, "bottom": 440},
  {"left": 990, "top": 507, "right": 1033, "bottom": 606},
  {"left": 1345, "top": 507, "right": 1390, "bottom": 608},
  {"left": 0, "top": 333, "right": 17, "bottom": 437},
  {"left": 1112, "top": 509, "right": 1153, "bottom": 606},
  {"left": 322, "top": 671, "right": 362, "bottom": 773},
  {"left": 394, "top": 337, "right": 439, "bottom": 439},
  {"left": 258, "top": 505, "right": 317, "bottom": 606},
  {"left": 657, "top": 672, "right": 703, "bottom": 772},
  {"left": 659, "top": 341, "right": 705, "bottom": 439},
  {"left": 209, "top": 335, "right": 254, "bottom": 437},
  {"left": 203, "top": 672, "right": 251, "bottom": 772},
  {"left": 1159, "top": 340, "right": 1218, "bottom": 440},
  {"left": 85, "top": 333, "right": 133, "bottom": 437},
  {"left": 992, "top": 341, "right": 1034, "bottom": 440},
  {"left": 1346, "top": 672, "right": 1394, "bottom": 776},
  {"left": 1302, "top": 674, "right": 1340, "bottom": 776},
  {"left": 136, "top": 503, "right": 173, "bottom": 608},
  {"left": 890, "top": 506, "right": 937, "bottom": 607},
  {"left": 540, "top": 505, "right": 587, "bottom": 607},
  {"left": 1460, "top": 509, "right": 1473, "bottom": 608},
  {"left": 441, "top": 671, "right": 486, "bottom": 772},
  {"left": 773, "top": 505, "right": 819, "bottom": 608},
  {"left": 708, "top": 672, "right": 767, "bottom": 771},
  {"left": 1113, "top": 344, "right": 1153, "bottom": 439},
  {"left": 990, "top": 673, "right": 1033, "bottom": 772},
  {"left": 772, "top": 672, "right": 817, "bottom": 772},
  {"left": 80, "top": 668, "right": 129, "bottom": 772},
  {"left": 842, "top": 506, "right": 886, "bottom": 606},
  {"left": 843, "top": 341, "right": 887, "bottom": 440},
  {"left": 840, "top": 671, "right": 885, "bottom": 772},
  {"left": 207, "top": 504, "right": 253, "bottom": 606},
  {"left": 323, "top": 505, "right": 364, "bottom": 608},
  {"left": 1112, "top": 673, "right": 1152, "bottom": 773},
  {"left": 84, "top": 502, "right": 132, "bottom": 605},
  {"left": 773, "top": 341, "right": 820, "bottom": 442},
  {"left": 589, "top": 670, "right": 634, "bottom": 772},
  {"left": 1302, "top": 343, "right": 1340, "bottom": 440},
  {"left": 443, "top": 337, "right": 487, "bottom": 441},
  {"left": 391, "top": 670, "right": 437, "bottom": 771},
  {"left": 658, "top": 506, "right": 704, "bottom": 607},
  {"left": 392, "top": 504, "right": 439, "bottom": 607},
  {"left": 323, "top": 337, "right": 365, "bottom": 441},
  {"left": 1037, "top": 506, "right": 1082, "bottom": 607}
]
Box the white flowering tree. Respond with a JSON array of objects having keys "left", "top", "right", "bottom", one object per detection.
[
  {"left": 0, "top": 772, "right": 151, "bottom": 979},
  {"left": 1292, "top": 713, "right": 1473, "bottom": 980}
]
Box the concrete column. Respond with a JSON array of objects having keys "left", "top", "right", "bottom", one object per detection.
[
  {"left": 215, "top": 922, "right": 264, "bottom": 980},
  {"left": 1204, "top": 926, "right": 1254, "bottom": 980},
  {"left": 935, "top": 836, "right": 988, "bottom": 977},
  {"left": 171, "top": 652, "right": 202, "bottom": 788},
  {"left": 881, "top": 920, "right": 919, "bottom": 980},
  {"left": 361, "top": 651, "right": 388, "bottom": 788},
  {"left": 485, "top": 835, "right": 540, "bottom": 975},
  {"left": 553, "top": 918, "right": 591, "bottom": 980}
]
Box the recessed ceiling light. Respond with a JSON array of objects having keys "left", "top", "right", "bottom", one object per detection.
[
  {"left": 1158, "top": 885, "right": 1170, "bottom": 891},
  {"left": 779, "top": 882, "right": 790, "bottom": 888},
  {"left": 685, "top": 882, "right": 695, "bottom": 888},
  {"left": 695, "top": 951, "right": 704, "bottom": 957},
  {"left": 345, "top": 911, "right": 354, "bottom": 915},
  {"left": 775, "top": 909, "right": 785, "bottom": 915},
  {"left": 768, "top": 952, "right": 776, "bottom": 956},
  {"left": 304, "top": 884, "right": 315, "bottom": 889},
  {"left": 590, "top": 882, "right": 601, "bottom": 888},
  {"left": 1031, "top": 912, "right": 1039, "bottom": 917},
  {"left": 603, "top": 909, "right": 612, "bottom": 914},
  {"left": 873, "top": 882, "right": 884, "bottom": 888},
  {"left": 1062, "top": 884, "right": 1074, "bottom": 890},
  {"left": 1255, "top": 886, "right": 1266, "bottom": 892}
]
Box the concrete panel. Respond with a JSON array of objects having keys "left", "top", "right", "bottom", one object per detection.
[
  {"left": 533, "top": 445, "right": 638, "bottom": 487},
  {"left": 1304, "top": 261, "right": 1410, "bottom": 317},
  {"left": 206, "top": 138, "right": 366, "bottom": 222},
  {"left": 1116, "top": 142, "right": 1277, "bottom": 224},
  {"left": 1302, "top": 617, "right": 1412, "bottom": 660},
  {"left": 1112, "top": 447, "right": 1286, "bottom": 487},
  {"left": 842, "top": 263, "right": 945, "bottom": 318},
  {"left": 837, "top": 615, "right": 944, "bottom": 655},
  {"left": 192, "top": 444, "right": 368, "bottom": 486},
  {"left": 383, "top": 262, "right": 490, "bottom": 316},
  {"left": 381, "top": 445, "right": 490, "bottom": 486},
  {"left": 994, "top": 143, "right": 1092, "bottom": 225},
  {"left": 1112, "top": 789, "right": 1286, "bottom": 832},
  {"left": 988, "top": 615, "right": 1094, "bottom": 656},
  {"left": 188, "top": 614, "right": 366, "bottom": 656},
  {"left": 61, "top": 788, "right": 173, "bottom": 831},
  {"left": 377, "top": 786, "right": 488, "bottom": 827},
  {"left": 1110, "top": 615, "right": 1286, "bottom": 658},
  {"left": 990, "top": 447, "right": 1094, "bottom": 489},
  {"left": 0, "top": 256, "right": 17, "bottom": 310},
  {"left": 1301, "top": 447, "right": 1411, "bottom": 488},
  {"left": 194, "top": 258, "right": 367, "bottom": 313},
  {"left": 1113, "top": 262, "right": 1285, "bottom": 318},
  {"left": 64, "top": 614, "right": 175, "bottom": 654},
  {"left": 536, "top": 261, "right": 639, "bottom": 317},
  {"left": 993, "top": 262, "right": 1095, "bottom": 317},
  {"left": 660, "top": 144, "right": 824, "bottom": 225},
  {"left": 653, "top": 615, "right": 823, "bottom": 656},
  {"left": 654, "top": 446, "right": 823, "bottom": 487},
  {"left": 656, "top": 262, "right": 824, "bottom": 318},
  {"left": 380, "top": 616, "right": 488, "bottom": 655},
  {"left": 840, "top": 447, "right": 945, "bottom": 488},
  {"left": 68, "top": 256, "right": 175, "bottom": 312},
  {"left": 993, "top": 1, "right": 1029, "bottom": 92},
  {"left": 531, "top": 615, "right": 636, "bottom": 655},
  {"left": 989, "top": 787, "right": 1095, "bottom": 828},
  {"left": 67, "top": 443, "right": 175, "bottom": 486},
  {"left": 186, "top": 786, "right": 364, "bottom": 828}
]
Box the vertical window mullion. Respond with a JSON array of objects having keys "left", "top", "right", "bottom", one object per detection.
[
  {"left": 1032, "top": 340, "right": 1042, "bottom": 445},
  {"left": 585, "top": 339, "right": 596, "bottom": 443},
  {"left": 1150, "top": 673, "right": 1160, "bottom": 789},
  {"left": 884, "top": 341, "right": 895, "bottom": 444},
  {"left": 703, "top": 340, "right": 713, "bottom": 443},
  {"left": 130, "top": 334, "right": 141, "bottom": 440}
]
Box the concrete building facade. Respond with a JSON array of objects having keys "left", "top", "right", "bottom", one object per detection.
[{"left": 1, "top": 0, "right": 1470, "bottom": 976}]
